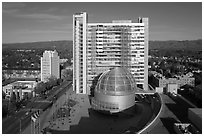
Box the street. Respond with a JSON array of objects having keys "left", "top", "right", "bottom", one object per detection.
[
  {"left": 21, "top": 83, "right": 73, "bottom": 134},
  {"left": 2, "top": 81, "right": 72, "bottom": 134}
]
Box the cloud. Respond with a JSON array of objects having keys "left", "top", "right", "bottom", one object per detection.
[
  {"left": 2, "top": 2, "right": 26, "bottom": 14},
  {"left": 2, "top": 8, "right": 18, "bottom": 14},
  {"left": 3, "top": 3, "right": 70, "bottom": 21},
  {"left": 3, "top": 9, "right": 70, "bottom": 21},
  {"left": 28, "top": 29, "right": 71, "bottom": 34},
  {"left": 16, "top": 13, "right": 67, "bottom": 20},
  {"left": 10, "top": 27, "right": 72, "bottom": 34},
  {"left": 2, "top": 2, "right": 26, "bottom": 9}
]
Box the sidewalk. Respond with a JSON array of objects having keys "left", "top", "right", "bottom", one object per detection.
[
  {"left": 22, "top": 86, "right": 73, "bottom": 134},
  {"left": 43, "top": 92, "right": 91, "bottom": 132}
]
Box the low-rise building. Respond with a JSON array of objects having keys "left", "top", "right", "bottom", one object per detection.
[
  {"left": 2, "top": 81, "right": 37, "bottom": 100},
  {"left": 3, "top": 69, "right": 40, "bottom": 79},
  {"left": 66, "top": 65, "right": 73, "bottom": 70},
  {"left": 155, "top": 87, "right": 163, "bottom": 94},
  {"left": 60, "top": 58, "right": 68, "bottom": 64},
  {"left": 167, "top": 83, "right": 178, "bottom": 94},
  {"left": 150, "top": 71, "right": 195, "bottom": 90}
]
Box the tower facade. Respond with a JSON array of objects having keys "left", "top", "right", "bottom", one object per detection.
[
  {"left": 73, "top": 12, "right": 87, "bottom": 94},
  {"left": 41, "top": 50, "right": 60, "bottom": 82},
  {"left": 73, "top": 12, "right": 149, "bottom": 94}
]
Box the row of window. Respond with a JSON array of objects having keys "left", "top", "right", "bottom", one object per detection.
[
  {"left": 88, "top": 33, "right": 144, "bottom": 36},
  {"left": 88, "top": 29, "right": 144, "bottom": 33},
  {"left": 87, "top": 34, "right": 145, "bottom": 39},
  {"left": 87, "top": 40, "right": 145, "bottom": 42},
  {"left": 87, "top": 54, "right": 144, "bottom": 59},
  {"left": 134, "top": 77, "right": 144, "bottom": 79},
  {"left": 87, "top": 44, "right": 144, "bottom": 47},
  {"left": 88, "top": 25, "right": 144, "bottom": 28},
  {"left": 131, "top": 66, "right": 144, "bottom": 68}
]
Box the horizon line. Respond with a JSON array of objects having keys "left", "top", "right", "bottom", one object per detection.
[{"left": 2, "top": 39, "right": 202, "bottom": 44}]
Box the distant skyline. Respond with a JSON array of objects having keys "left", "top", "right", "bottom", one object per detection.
[{"left": 2, "top": 2, "right": 202, "bottom": 43}]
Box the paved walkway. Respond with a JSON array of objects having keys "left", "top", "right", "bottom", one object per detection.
[
  {"left": 23, "top": 91, "right": 191, "bottom": 134},
  {"left": 67, "top": 102, "right": 153, "bottom": 134},
  {"left": 44, "top": 92, "right": 91, "bottom": 132},
  {"left": 22, "top": 86, "right": 73, "bottom": 134},
  {"left": 40, "top": 94, "right": 154, "bottom": 134}
]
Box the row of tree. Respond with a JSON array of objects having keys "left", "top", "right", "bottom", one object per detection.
[
  {"left": 34, "top": 76, "right": 63, "bottom": 98},
  {"left": 149, "top": 49, "right": 202, "bottom": 60},
  {"left": 61, "top": 69, "right": 73, "bottom": 81}
]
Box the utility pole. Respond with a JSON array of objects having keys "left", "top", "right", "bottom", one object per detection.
[{"left": 19, "top": 119, "right": 21, "bottom": 134}]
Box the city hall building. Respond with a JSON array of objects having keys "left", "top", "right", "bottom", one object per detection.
[{"left": 73, "top": 12, "right": 149, "bottom": 95}]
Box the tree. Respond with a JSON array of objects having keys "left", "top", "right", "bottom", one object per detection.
[
  {"left": 61, "top": 69, "right": 73, "bottom": 81},
  {"left": 2, "top": 91, "right": 6, "bottom": 99},
  {"left": 10, "top": 92, "right": 16, "bottom": 102},
  {"left": 2, "top": 105, "right": 9, "bottom": 118},
  {"left": 194, "top": 73, "right": 202, "bottom": 86},
  {"left": 159, "top": 61, "right": 166, "bottom": 71},
  {"left": 57, "top": 78, "right": 63, "bottom": 85},
  {"left": 46, "top": 76, "right": 58, "bottom": 89},
  {"left": 2, "top": 74, "right": 6, "bottom": 82},
  {"left": 34, "top": 82, "right": 46, "bottom": 95},
  {"left": 15, "top": 101, "right": 23, "bottom": 110}
]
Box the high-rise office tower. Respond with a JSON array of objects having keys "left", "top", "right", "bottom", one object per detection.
[
  {"left": 41, "top": 50, "right": 60, "bottom": 82},
  {"left": 73, "top": 12, "right": 149, "bottom": 95}
]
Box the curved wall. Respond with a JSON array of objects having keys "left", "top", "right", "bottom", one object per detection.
[
  {"left": 94, "top": 92, "right": 135, "bottom": 112},
  {"left": 138, "top": 93, "right": 163, "bottom": 134}
]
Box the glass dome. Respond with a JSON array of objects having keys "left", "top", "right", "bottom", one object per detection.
[{"left": 95, "top": 67, "right": 137, "bottom": 96}]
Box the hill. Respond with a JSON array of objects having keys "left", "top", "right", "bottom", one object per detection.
[
  {"left": 149, "top": 39, "right": 202, "bottom": 51},
  {"left": 2, "top": 39, "right": 202, "bottom": 51},
  {"left": 2, "top": 40, "right": 73, "bottom": 50}
]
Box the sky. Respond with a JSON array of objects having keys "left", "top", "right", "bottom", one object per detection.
[{"left": 2, "top": 2, "right": 202, "bottom": 43}]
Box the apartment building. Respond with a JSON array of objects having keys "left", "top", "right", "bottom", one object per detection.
[
  {"left": 151, "top": 71, "right": 195, "bottom": 89},
  {"left": 41, "top": 50, "right": 60, "bottom": 82}
]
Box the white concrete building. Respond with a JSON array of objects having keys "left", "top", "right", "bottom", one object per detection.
[
  {"left": 167, "top": 83, "right": 178, "bottom": 94},
  {"left": 3, "top": 81, "right": 37, "bottom": 100},
  {"left": 41, "top": 50, "right": 60, "bottom": 82},
  {"left": 73, "top": 12, "right": 149, "bottom": 95}
]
